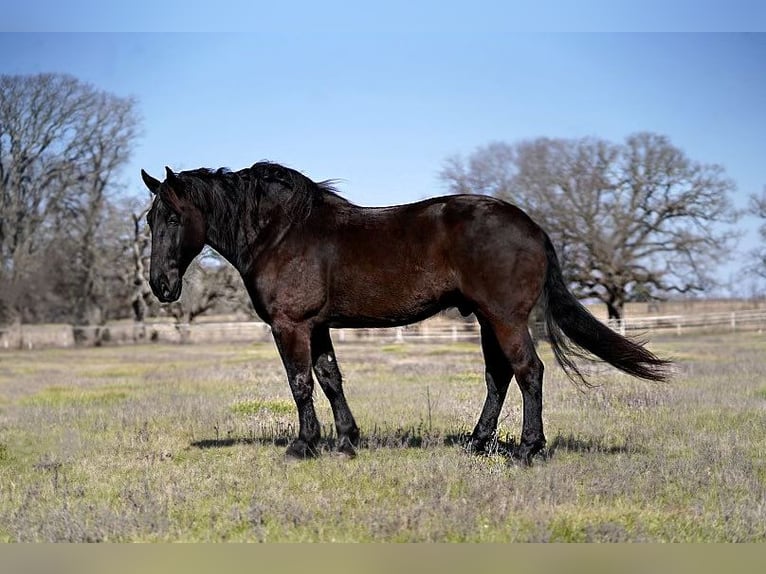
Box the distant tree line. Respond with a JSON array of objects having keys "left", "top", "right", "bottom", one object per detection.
[
  {"left": 1, "top": 73, "right": 761, "bottom": 333},
  {"left": 0, "top": 73, "right": 140, "bottom": 327},
  {"left": 0, "top": 73, "right": 252, "bottom": 336}
]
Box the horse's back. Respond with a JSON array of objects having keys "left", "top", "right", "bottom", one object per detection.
[{"left": 317, "top": 194, "right": 547, "bottom": 326}]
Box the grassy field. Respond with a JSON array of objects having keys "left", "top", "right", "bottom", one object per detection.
[{"left": 0, "top": 332, "right": 764, "bottom": 542}]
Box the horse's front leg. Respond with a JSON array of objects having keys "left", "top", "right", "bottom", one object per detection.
[
  {"left": 271, "top": 320, "right": 321, "bottom": 458},
  {"left": 311, "top": 327, "right": 360, "bottom": 458}
]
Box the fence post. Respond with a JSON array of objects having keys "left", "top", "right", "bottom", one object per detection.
[
  {"left": 731, "top": 312, "right": 736, "bottom": 332},
  {"left": 396, "top": 327, "right": 404, "bottom": 342}
]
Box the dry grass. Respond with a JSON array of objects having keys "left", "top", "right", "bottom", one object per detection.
[{"left": 0, "top": 333, "right": 765, "bottom": 542}]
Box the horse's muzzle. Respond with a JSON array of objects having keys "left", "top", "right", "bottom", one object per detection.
[{"left": 151, "top": 274, "right": 181, "bottom": 303}]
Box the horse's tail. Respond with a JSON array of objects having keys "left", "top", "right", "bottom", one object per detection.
[{"left": 541, "top": 234, "right": 670, "bottom": 386}]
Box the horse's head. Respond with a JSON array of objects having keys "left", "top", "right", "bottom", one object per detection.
[{"left": 141, "top": 167, "right": 206, "bottom": 303}]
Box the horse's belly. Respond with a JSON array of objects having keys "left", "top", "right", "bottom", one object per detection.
[{"left": 327, "top": 274, "right": 453, "bottom": 328}]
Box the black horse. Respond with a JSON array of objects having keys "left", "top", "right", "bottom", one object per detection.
[{"left": 141, "top": 162, "right": 669, "bottom": 463}]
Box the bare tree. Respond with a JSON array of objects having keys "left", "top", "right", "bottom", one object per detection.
[
  {"left": 69, "top": 91, "right": 140, "bottom": 330},
  {"left": 171, "top": 250, "right": 254, "bottom": 322},
  {"left": 0, "top": 73, "right": 140, "bottom": 326},
  {"left": 441, "top": 133, "right": 739, "bottom": 320},
  {"left": 130, "top": 201, "right": 154, "bottom": 339},
  {"left": 162, "top": 249, "right": 254, "bottom": 342}
]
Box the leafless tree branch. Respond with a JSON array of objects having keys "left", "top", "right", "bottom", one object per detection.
[{"left": 439, "top": 132, "right": 740, "bottom": 320}]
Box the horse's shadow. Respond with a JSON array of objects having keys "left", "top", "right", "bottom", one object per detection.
[
  {"left": 190, "top": 429, "right": 484, "bottom": 452},
  {"left": 189, "top": 429, "right": 642, "bottom": 461}
]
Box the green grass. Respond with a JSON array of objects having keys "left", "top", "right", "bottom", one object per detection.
[
  {"left": 21, "top": 386, "right": 131, "bottom": 407},
  {"left": 0, "top": 332, "right": 765, "bottom": 541},
  {"left": 380, "top": 344, "right": 409, "bottom": 354},
  {"left": 231, "top": 399, "right": 294, "bottom": 416}
]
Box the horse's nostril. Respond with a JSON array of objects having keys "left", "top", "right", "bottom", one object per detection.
[{"left": 159, "top": 278, "right": 171, "bottom": 299}]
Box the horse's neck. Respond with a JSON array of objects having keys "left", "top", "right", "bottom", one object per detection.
[{"left": 199, "top": 190, "right": 251, "bottom": 273}]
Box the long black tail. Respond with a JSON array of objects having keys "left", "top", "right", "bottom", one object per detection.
[{"left": 541, "top": 235, "right": 671, "bottom": 386}]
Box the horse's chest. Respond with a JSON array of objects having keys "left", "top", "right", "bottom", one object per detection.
[{"left": 246, "top": 257, "right": 327, "bottom": 320}]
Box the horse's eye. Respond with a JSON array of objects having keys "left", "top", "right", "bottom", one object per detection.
[{"left": 168, "top": 214, "right": 180, "bottom": 226}]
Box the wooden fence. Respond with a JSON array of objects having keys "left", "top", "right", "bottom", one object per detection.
[
  {"left": 607, "top": 309, "right": 766, "bottom": 337},
  {"left": 2, "top": 308, "right": 766, "bottom": 350}
]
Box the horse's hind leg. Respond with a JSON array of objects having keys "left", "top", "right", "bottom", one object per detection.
[
  {"left": 311, "top": 327, "right": 360, "bottom": 458},
  {"left": 505, "top": 323, "right": 546, "bottom": 464},
  {"left": 470, "top": 321, "right": 513, "bottom": 454},
  {"left": 477, "top": 318, "right": 546, "bottom": 465}
]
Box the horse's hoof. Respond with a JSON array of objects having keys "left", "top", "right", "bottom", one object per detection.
[
  {"left": 464, "top": 435, "right": 489, "bottom": 456},
  {"left": 285, "top": 440, "right": 318, "bottom": 460},
  {"left": 511, "top": 442, "right": 544, "bottom": 467},
  {"left": 334, "top": 437, "right": 357, "bottom": 459}
]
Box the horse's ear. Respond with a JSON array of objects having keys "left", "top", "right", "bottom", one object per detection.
[
  {"left": 141, "top": 169, "right": 161, "bottom": 194},
  {"left": 164, "top": 166, "right": 186, "bottom": 197}
]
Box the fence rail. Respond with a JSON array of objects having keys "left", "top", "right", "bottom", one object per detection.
[
  {"left": 607, "top": 309, "right": 766, "bottom": 336},
  {"left": 2, "top": 308, "right": 766, "bottom": 350}
]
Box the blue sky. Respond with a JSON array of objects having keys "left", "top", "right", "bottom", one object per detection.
[{"left": 1, "top": 6, "right": 765, "bottom": 293}]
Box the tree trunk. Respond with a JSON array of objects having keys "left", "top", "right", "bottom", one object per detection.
[
  {"left": 131, "top": 207, "right": 153, "bottom": 341},
  {"left": 604, "top": 288, "right": 625, "bottom": 322}
]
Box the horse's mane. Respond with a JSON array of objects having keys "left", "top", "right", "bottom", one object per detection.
[
  {"left": 176, "top": 162, "right": 346, "bottom": 223},
  {"left": 250, "top": 161, "right": 343, "bottom": 198}
]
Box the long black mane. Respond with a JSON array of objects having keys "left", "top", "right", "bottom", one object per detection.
[{"left": 175, "top": 161, "right": 347, "bottom": 223}]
